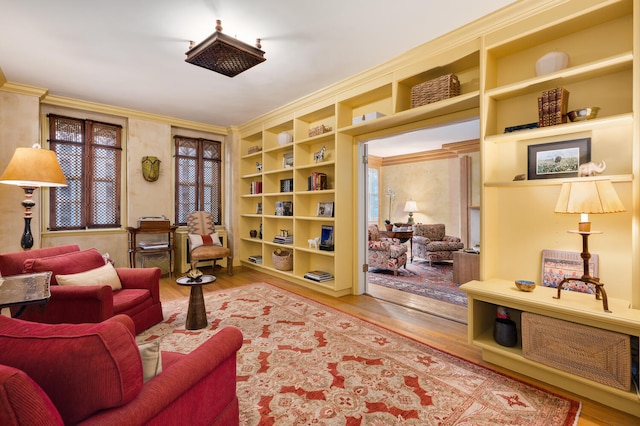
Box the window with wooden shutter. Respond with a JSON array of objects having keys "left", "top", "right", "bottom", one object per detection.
[
  {"left": 174, "top": 136, "right": 222, "bottom": 226},
  {"left": 48, "top": 114, "right": 122, "bottom": 230}
]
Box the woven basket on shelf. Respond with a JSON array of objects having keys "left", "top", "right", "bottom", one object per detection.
[
  {"left": 411, "top": 74, "right": 460, "bottom": 108},
  {"left": 308, "top": 124, "right": 332, "bottom": 137},
  {"left": 522, "top": 312, "right": 631, "bottom": 390},
  {"left": 272, "top": 248, "right": 293, "bottom": 271}
]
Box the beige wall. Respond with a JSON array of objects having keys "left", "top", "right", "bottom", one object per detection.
[
  {"left": 0, "top": 91, "right": 42, "bottom": 253},
  {"left": 0, "top": 92, "right": 225, "bottom": 271}
]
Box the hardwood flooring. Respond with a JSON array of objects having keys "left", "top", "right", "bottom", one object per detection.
[{"left": 159, "top": 267, "right": 638, "bottom": 425}]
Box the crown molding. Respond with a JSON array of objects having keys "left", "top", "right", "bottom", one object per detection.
[{"left": 0, "top": 81, "right": 48, "bottom": 98}]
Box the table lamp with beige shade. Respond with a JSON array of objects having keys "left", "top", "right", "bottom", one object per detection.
[
  {"left": 553, "top": 179, "right": 625, "bottom": 312},
  {"left": 0, "top": 145, "right": 67, "bottom": 250}
]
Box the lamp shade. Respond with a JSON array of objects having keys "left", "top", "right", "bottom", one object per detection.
[
  {"left": 0, "top": 147, "right": 67, "bottom": 187},
  {"left": 554, "top": 180, "right": 625, "bottom": 214},
  {"left": 404, "top": 200, "right": 418, "bottom": 213}
]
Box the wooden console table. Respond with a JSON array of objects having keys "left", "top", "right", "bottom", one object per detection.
[
  {"left": 127, "top": 224, "right": 177, "bottom": 275},
  {"left": 461, "top": 279, "right": 640, "bottom": 417}
]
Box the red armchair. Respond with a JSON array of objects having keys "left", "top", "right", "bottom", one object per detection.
[
  {"left": 0, "top": 314, "right": 243, "bottom": 425},
  {"left": 0, "top": 244, "right": 163, "bottom": 334}
]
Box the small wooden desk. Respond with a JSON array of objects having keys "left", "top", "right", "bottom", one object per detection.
[{"left": 127, "top": 224, "right": 177, "bottom": 276}]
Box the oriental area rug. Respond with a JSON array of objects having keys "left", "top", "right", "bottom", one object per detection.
[
  {"left": 137, "top": 283, "right": 580, "bottom": 425},
  {"left": 367, "top": 261, "right": 467, "bottom": 307}
]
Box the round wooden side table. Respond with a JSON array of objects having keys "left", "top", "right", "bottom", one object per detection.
[{"left": 176, "top": 274, "right": 216, "bottom": 330}]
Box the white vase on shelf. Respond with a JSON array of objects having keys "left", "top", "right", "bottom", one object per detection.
[
  {"left": 277, "top": 132, "right": 293, "bottom": 146},
  {"left": 535, "top": 51, "right": 569, "bottom": 76}
]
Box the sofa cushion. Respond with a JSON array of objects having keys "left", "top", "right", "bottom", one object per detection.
[
  {"left": 113, "top": 289, "right": 152, "bottom": 314},
  {"left": 22, "top": 248, "right": 106, "bottom": 285},
  {"left": 0, "top": 315, "right": 143, "bottom": 424},
  {"left": 56, "top": 262, "right": 123, "bottom": 290},
  {"left": 0, "top": 244, "right": 79, "bottom": 277},
  {"left": 189, "top": 232, "right": 221, "bottom": 250},
  {"left": 138, "top": 340, "right": 163, "bottom": 383}
]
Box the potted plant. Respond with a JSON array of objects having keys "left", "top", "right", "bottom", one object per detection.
[
  {"left": 384, "top": 219, "right": 393, "bottom": 231},
  {"left": 385, "top": 189, "right": 395, "bottom": 230}
]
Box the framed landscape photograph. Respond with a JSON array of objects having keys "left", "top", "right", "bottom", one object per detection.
[
  {"left": 527, "top": 138, "right": 590, "bottom": 180},
  {"left": 317, "top": 201, "right": 334, "bottom": 217},
  {"left": 541, "top": 249, "right": 598, "bottom": 294}
]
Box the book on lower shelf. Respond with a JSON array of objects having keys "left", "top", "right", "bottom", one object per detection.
[
  {"left": 273, "top": 235, "right": 293, "bottom": 244},
  {"left": 248, "top": 255, "right": 263, "bottom": 264},
  {"left": 304, "top": 270, "right": 334, "bottom": 282}
]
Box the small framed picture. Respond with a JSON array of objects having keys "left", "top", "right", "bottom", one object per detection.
[
  {"left": 320, "top": 225, "right": 334, "bottom": 251},
  {"left": 317, "top": 202, "right": 334, "bottom": 217},
  {"left": 541, "top": 249, "right": 598, "bottom": 294},
  {"left": 256, "top": 202, "right": 262, "bottom": 214},
  {"left": 527, "top": 138, "right": 591, "bottom": 180},
  {"left": 282, "top": 152, "right": 294, "bottom": 169}
]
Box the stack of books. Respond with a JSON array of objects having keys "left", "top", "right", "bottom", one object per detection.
[
  {"left": 248, "top": 255, "right": 263, "bottom": 264},
  {"left": 273, "top": 235, "right": 293, "bottom": 244},
  {"left": 308, "top": 172, "right": 328, "bottom": 191},
  {"left": 250, "top": 181, "right": 262, "bottom": 194},
  {"left": 304, "top": 270, "right": 334, "bottom": 282},
  {"left": 138, "top": 241, "right": 169, "bottom": 250},
  {"left": 538, "top": 87, "right": 569, "bottom": 127}
]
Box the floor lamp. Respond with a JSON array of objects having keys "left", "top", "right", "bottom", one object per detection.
[
  {"left": 0, "top": 146, "right": 67, "bottom": 250},
  {"left": 553, "top": 179, "right": 625, "bottom": 312}
]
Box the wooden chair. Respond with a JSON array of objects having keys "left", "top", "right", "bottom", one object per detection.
[{"left": 187, "top": 211, "right": 233, "bottom": 276}]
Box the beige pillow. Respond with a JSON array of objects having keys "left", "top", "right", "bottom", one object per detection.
[
  {"left": 56, "top": 263, "right": 122, "bottom": 290},
  {"left": 138, "top": 340, "right": 162, "bottom": 383},
  {"left": 189, "top": 232, "right": 221, "bottom": 250}
]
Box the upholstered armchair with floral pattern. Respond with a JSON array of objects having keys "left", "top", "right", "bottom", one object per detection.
[
  {"left": 367, "top": 224, "right": 408, "bottom": 275},
  {"left": 412, "top": 223, "right": 464, "bottom": 266}
]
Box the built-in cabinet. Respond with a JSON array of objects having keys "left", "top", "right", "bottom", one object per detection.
[{"left": 237, "top": 0, "right": 639, "bottom": 411}]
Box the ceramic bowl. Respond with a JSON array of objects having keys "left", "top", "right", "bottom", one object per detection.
[
  {"left": 567, "top": 107, "right": 600, "bottom": 122},
  {"left": 515, "top": 279, "right": 536, "bottom": 292}
]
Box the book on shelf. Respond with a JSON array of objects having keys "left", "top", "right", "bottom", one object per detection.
[
  {"left": 304, "top": 270, "right": 334, "bottom": 282},
  {"left": 307, "top": 172, "right": 328, "bottom": 191},
  {"left": 273, "top": 235, "right": 293, "bottom": 244},
  {"left": 250, "top": 181, "right": 262, "bottom": 194},
  {"left": 138, "top": 242, "right": 169, "bottom": 250},
  {"left": 248, "top": 255, "right": 263, "bottom": 264},
  {"left": 538, "top": 87, "right": 569, "bottom": 127}
]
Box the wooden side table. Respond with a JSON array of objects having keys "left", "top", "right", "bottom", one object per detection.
[
  {"left": 453, "top": 251, "right": 480, "bottom": 284},
  {"left": 0, "top": 272, "right": 52, "bottom": 317},
  {"left": 127, "top": 224, "right": 177, "bottom": 276},
  {"left": 176, "top": 274, "right": 216, "bottom": 330}
]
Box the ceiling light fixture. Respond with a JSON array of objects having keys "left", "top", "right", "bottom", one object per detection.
[{"left": 185, "top": 20, "right": 265, "bottom": 77}]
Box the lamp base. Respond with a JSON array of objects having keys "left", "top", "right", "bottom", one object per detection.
[{"left": 406, "top": 212, "right": 414, "bottom": 225}]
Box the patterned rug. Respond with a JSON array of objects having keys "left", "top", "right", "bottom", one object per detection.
[
  {"left": 367, "top": 260, "right": 467, "bottom": 307},
  {"left": 138, "top": 283, "right": 580, "bottom": 425}
]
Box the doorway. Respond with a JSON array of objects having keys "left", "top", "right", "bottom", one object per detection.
[{"left": 360, "top": 120, "right": 480, "bottom": 323}]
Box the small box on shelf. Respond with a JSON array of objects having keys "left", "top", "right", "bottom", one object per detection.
[
  {"left": 308, "top": 125, "right": 332, "bottom": 137},
  {"left": 352, "top": 112, "right": 385, "bottom": 125}
]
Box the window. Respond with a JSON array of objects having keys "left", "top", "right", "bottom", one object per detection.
[
  {"left": 368, "top": 167, "right": 379, "bottom": 222},
  {"left": 48, "top": 114, "right": 122, "bottom": 230},
  {"left": 174, "top": 136, "right": 222, "bottom": 226}
]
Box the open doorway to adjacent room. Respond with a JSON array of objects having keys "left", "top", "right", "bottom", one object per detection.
[{"left": 361, "top": 119, "right": 481, "bottom": 323}]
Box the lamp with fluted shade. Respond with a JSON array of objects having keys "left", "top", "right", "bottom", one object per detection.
[
  {"left": 553, "top": 179, "right": 625, "bottom": 312},
  {"left": 0, "top": 146, "right": 67, "bottom": 250},
  {"left": 403, "top": 200, "right": 418, "bottom": 225}
]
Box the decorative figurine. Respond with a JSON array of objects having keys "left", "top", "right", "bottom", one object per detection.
[
  {"left": 314, "top": 146, "right": 326, "bottom": 163},
  {"left": 307, "top": 236, "right": 320, "bottom": 249},
  {"left": 577, "top": 160, "right": 605, "bottom": 177}
]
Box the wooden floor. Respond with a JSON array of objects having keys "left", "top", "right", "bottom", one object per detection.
[{"left": 160, "top": 267, "right": 638, "bottom": 425}]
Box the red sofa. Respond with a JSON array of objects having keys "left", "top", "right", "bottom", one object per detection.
[
  {"left": 0, "top": 314, "right": 243, "bottom": 425},
  {"left": 0, "top": 245, "right": 163, "bottom": 334}
]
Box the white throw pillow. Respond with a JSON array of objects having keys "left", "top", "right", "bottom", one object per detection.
[
  {"left": 138, "top": 340, "right": 162, "bottom": 383},
  {"left": 189, "top": 232, "right": 221, "bottom": 249},
  {"left": 56, "top": 262, "right": 122, "bottom": 290}
]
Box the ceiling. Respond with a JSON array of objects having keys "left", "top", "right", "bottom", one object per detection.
[{"left": 0, "top": 0, "right": 515, "bottom": 127}]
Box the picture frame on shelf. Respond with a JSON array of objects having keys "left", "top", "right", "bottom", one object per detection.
[
  {"left": 527, "top": 138, "right": 590, "bottom": 180},
  {"left": 282, "top": 152, "right": 294, "bottom": 169},
  {"left": 275, "top": 201, "right": 284, "bottom": 216},
  {"left": 280, "top": 178, "right": 293, "bottom": 193},
  {"left": 541, "top": 249, "right": 598, "bottom": 294},
  {"left": 320, "top": 225, "right": 334, "bottom": 251},
  {"left": 317, "top": 202, "right": 334, "bottom": 217},
  {"left": 256, "top": 202, "right": 262, "bottom": 214},
  {"left": 283, "top": 201, "right": 293, "bottom": 216}
]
